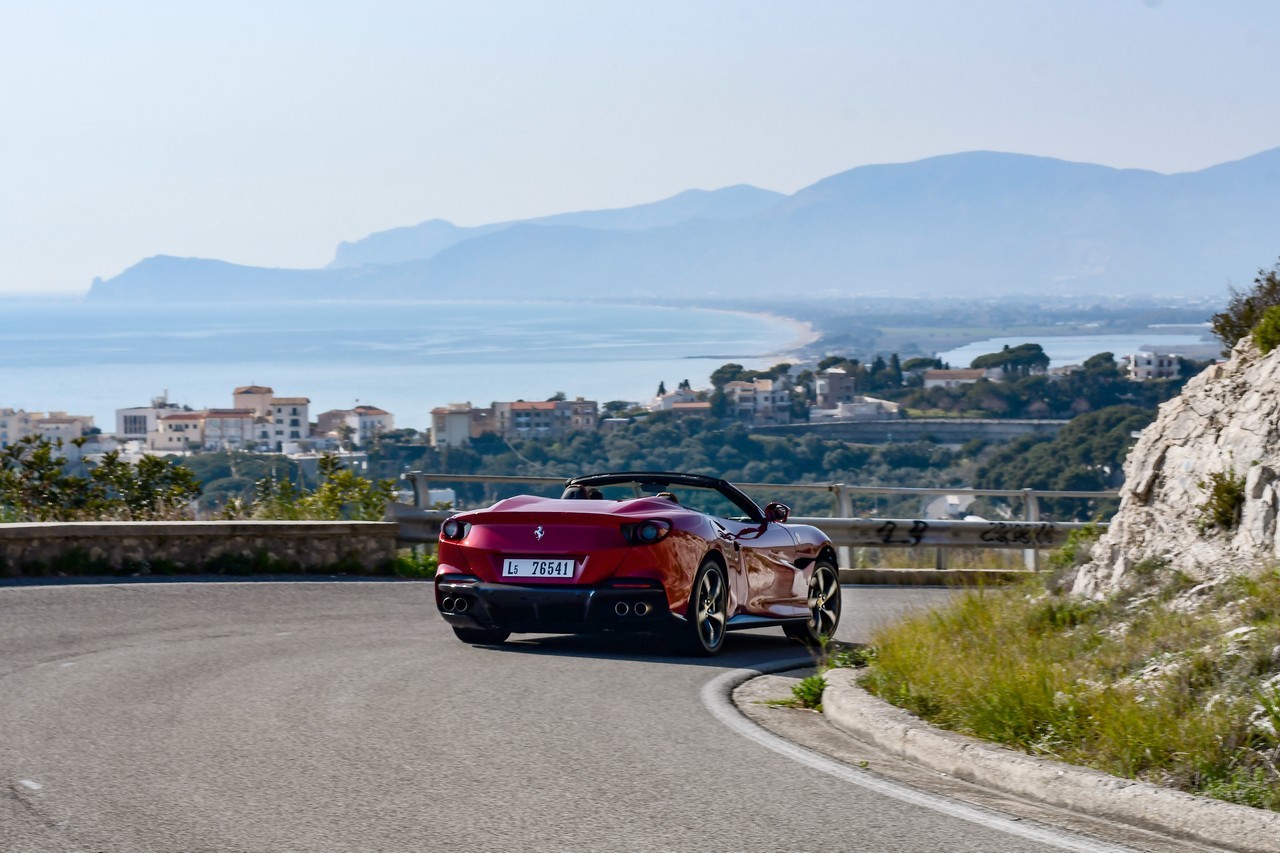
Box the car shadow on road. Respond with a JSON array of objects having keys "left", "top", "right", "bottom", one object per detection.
[{"left": 478, "top": 629, "right": 823, "bottom": 669}]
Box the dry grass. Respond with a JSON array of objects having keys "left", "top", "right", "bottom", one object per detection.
[{"left": 859, "top": 566, "right": 1280, "bottom": 810}]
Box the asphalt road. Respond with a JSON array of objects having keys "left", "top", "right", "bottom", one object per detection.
[{"left": 0, "top": 581, "right": 1120, "bottom": 852}]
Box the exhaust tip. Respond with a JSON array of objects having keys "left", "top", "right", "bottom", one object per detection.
[
  {"left": 454, "top": 597, "right": 469, "bottom": 613},
  {"left": 634, "top": 601, "right": 651, "bottom": 616},
  {"left": 614, "top": 601, "right": 631, "bottom": 616},
  {"left": 441, "top": 597, "right": 455, "bottom": 612}
]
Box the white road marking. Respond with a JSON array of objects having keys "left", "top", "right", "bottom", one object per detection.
[
  {"left": 59, "top": 662, "right": 76, "bottom": 668},
  {"left": 18, "top": 779, "right": 43, "bottom": 791},
  {"left": 703, "top": 661, "right": 1135, "bottom": 853},
  {"left": 275, "top": 632, "right": 293, "bottom": 636}
]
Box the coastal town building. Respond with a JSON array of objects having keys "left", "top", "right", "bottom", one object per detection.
[
  {"left": 430, "top": 398, "right": 598, "bottom": 446},
  {"left": 115, "top": 393, "right": 185, "bottom": 440},
  {"left": 722, "top": 377, "right": 792, "bottom": 426},
  {"left": 650, "top": 388, "right": 700, "bottom": 411},
  {"left": 201, "top": 409, "right": 257, "bottom": 450},
  {"left": 233, "top": 385, "right": 275, "bottom": 417},
  {"left": 430, "top": 403, "right": 487, "bottom": 448},
  {"left": 1, "top": 409, "right": 96, "bottom": 448},
  {"left": 264, "top": 397, "right": 310, "bottom": 451},
  {"left": 149, "top": 412, "right": 205, "bottom": 452},
  {"left": 922, "top": 368, "right": 987, "bottom": 389},
  {"left": 808, "top": 396, "right": 902, "bottom": 422},
  {"left": 813, "top": 368, "right": 859, "bottom": 408},
  {"left": 1125, "top": 353, "right": 1181, "bottom": 381},
  {"left": 493, "top": 398, "right": 600, "bottom": 439},
  {"left": 0, "top": 408, "right": 39, "bottom": 446},
  {"left": 316, "top": 405, "right": 395, "bottom": 447},
  {"left": 35, "top": 413, "right": 96, "bottom": 444}
]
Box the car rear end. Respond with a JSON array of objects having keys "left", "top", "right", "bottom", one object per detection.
[{"left": 434, "top": 496, "right": 690, "bottom": 636}]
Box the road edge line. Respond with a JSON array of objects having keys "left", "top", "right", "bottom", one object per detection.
[{"left": 702, "top": 660, "right": 1129, "bottom": 853}]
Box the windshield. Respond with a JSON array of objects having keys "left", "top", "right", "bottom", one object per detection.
[{"left": 562, "top": 475, "right": 761, "bottom": 522}]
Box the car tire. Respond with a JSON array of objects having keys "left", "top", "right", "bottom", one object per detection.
[
  {"left": 784, "top": 559, "right": 841, "bottom": 645},
  {"left": 682, "top": 558, "right": 729, "bottom": 656},
  {"left": 452, "top": 626, "right": 511, "bottom": 645}
]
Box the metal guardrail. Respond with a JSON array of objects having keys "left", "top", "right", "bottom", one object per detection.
[{"left": 397, "top": 472, "right": 1115, "bottom": 570}]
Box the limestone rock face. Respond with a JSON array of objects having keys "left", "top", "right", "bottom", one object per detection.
[{"left": 1074, "top": 339, "right": 1280, "bottom": 598}]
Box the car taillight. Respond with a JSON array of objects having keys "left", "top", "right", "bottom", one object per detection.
[
  {"left": 440, "top": 519, "right": 472, "bottom": 541},
  {"left": 622, "top": 519, "right": 671, "bottom": 545}
]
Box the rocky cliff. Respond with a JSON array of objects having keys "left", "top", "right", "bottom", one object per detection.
[{"left": 1074, "top": 338, "right": 1280, "bottom": 597}]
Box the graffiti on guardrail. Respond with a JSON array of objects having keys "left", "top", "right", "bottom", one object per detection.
[
  {"left": 979, "top": 521, "right": 1059, "bottom": 547},
  {"left": 876, "top": 519, "right": 929, "bottom": 546}
]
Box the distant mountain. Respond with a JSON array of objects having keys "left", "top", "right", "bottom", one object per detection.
[
  {"left": 326, "top": 184, "right": 785, "bottom": 268},
  {"left": 89, "top": 148, "right": 1280, "bottom": 302}
]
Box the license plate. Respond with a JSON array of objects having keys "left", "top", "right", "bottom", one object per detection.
[{"left": 502, "top": 558, "right": 576, "bottom": 579}]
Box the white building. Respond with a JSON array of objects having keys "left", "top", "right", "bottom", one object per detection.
[
  {"left": 650, "top": 388, "right": 700, "bottom": 411},
  {"left": 808, "top": 396, "right": 901, "bottom": 422},
  {"left": 35, "top": 413, "right": 95, "bottom": 444},
  {"left": 267, "top": 396, "right": 310, "bottom": 451},
  {"left": 233, "top": 385, "right": 275, "bottom": 417},
  {"left": 922, "top": 369, "right": 987, "bottom": 389},
  {"left": 116, "top": 393, "right": 184, "bottom": 440},
  {"left": 0, "top": 408, "right": 39, "bottom": 446},
  {"left": 149, "top": 412, "right": 205, "bottom": 453},
  {"left": 1125, "top": 353, "right": 1180, "bottom": 381},
  {"left": 202, "top": 409, "right": 257, "bottom": 450},
  {"left": 722, "top": 377, "right": 792, "bottom": 426},
  {"left": 316, "top": 405, "right": 395, "bottom": 447},
  {"left": 430, "top": 403, "right": 480, "bottom": 448}
]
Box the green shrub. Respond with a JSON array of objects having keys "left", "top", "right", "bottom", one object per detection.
[
  {"left": 392, "top": 551, "right": 438, "bottom": 578},
  {"left": 791, "top": 673, "right": 826, "bottom": 710},
  {"left": 1048, "top": 522, "right": 1103, "bottom": 573},
  {"left": 1255, "top": 304, "right": 1280, "bottom": 354},
  {"left": 1198, "top": 470, "right": 1247, "bottom": 532},
  {"left": 1212, "top": 258, "right": 1280, "bottom": 355}
]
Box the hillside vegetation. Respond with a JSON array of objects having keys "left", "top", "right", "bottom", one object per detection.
[{"left": 861, "top": 270, "right": 1280, "bottom": 811}]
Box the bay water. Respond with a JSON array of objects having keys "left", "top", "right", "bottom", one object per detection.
[{"left": 0, "top": 300, "right": 810, "bottom": 429}]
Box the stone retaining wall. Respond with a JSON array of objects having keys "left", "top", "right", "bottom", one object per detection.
[{"left": 0, "top": 521, "right": 400, "bottom": 577}]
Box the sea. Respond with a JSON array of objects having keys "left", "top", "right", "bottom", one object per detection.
[{"left": 0, "top": 299, "right": 813, "bottom": 429}]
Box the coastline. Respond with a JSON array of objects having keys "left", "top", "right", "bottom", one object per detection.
[{"left": 0, "top": 299, "right": 812, "bottom": 428}]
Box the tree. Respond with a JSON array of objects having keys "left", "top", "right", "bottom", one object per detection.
[
  {"left": 546, "top": 391, "right": 567, "bottom": 402},
  {"left": 710, "top": 363, "right": 749, "bottom": 388},
  {"left": 656, "top": 381, "right": 667, "bottom": 396},
  {"left": 1211, "top": 257, "right": 1280, "bottom": 355},
  {"left": 971, "top": 343, "right": 1049, "bottom": 377}
]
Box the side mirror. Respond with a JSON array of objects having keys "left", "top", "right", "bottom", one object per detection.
[{"left": 763, "top": 502, "right": 790, "bottom": 523}]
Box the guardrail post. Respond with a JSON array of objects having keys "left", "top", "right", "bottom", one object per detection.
[
  {"left": 832, "top": 483, "right": 854, "bottom": 570},
  {"left": 1023, "top": 488, "right": 1041, "bottom": 571}
]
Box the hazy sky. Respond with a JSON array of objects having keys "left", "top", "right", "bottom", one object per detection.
[{"left": 3, "top": 0, "right": 1278, "bottom": 295}]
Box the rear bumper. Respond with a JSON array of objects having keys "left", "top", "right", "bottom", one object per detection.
[{"left": 435, "top": 576, "right": 676, "bottom": 634}]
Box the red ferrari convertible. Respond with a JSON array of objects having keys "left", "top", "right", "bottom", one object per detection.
[{"left": 434, "top": 472, "right": 841, "bottom": 655}]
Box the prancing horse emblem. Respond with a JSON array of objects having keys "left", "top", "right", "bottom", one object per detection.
[{"left": 534, "top": 526, "right": 545, "bottom": 540}]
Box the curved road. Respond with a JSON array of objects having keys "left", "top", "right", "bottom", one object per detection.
[{"left": 1, "top": 581, "right": 1115, "bottom": 852}]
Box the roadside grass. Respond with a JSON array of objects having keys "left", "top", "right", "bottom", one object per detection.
[
  {"left": 858, "top": 568, "right": 1280, "bottom": 810},
  {"left": 761, "top": 641, "right": 876, "bottom": 711},
  {"left": 391, "top": 549, "right": 438, "bottom": 579}
]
